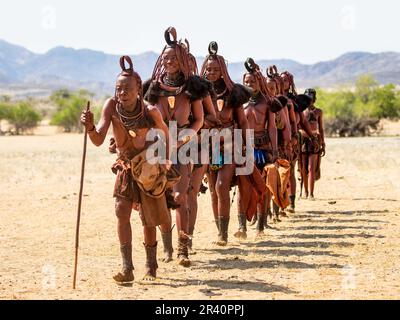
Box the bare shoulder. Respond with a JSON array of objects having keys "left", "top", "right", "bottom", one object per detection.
[
  {"left": 146, "top": 104, "right": 161, "bottom": 116},
  {"left": 146, "top": 103, "right": 159, "bottom": 112},
  {"left": 316, "top": 107, "right": 323, "bottom": 115},
  {"left": 103, "top": 97, "right": 117, "bottom": 112},
  {"left": 146, "top": 104, "right": 163, "bottom": 122}
]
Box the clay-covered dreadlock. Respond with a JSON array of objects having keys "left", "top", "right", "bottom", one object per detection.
[
  {"left": 200, "top": 41, "right": 234, "bottom": 92},
  {"left": 267, "top": 65, "right": 285, "bottom": 95},
  {"left": 113, "top": 55, "right": 156, "bottom": 141},
  {"left": 182, "top": 38, "right": 198, "bottom": 76},
  {"left": 144, "top": 29, "right": 211, "bottom": 105},
  {"left": 278, "top": 69, "right": 313, "bottom": 112},
  {"left": 280, "top": 70, "right": 297, "bottom": 95},
  {"left": 243, "top": 57, "right": 272, "bottom": 103},
  {"left": 151, "top": 27, "right": 192, "bottom": 81}
]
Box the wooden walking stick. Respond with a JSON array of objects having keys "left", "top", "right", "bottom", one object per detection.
[{"left": 73, "top": 101, "right": 90, "bottom": 289}]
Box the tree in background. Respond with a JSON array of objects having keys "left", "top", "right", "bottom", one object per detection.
[
  {"left": 50, "top": 89, "right": 97, "bottom": 133},
  {"left": 6, "top": 102, "right": 42, "bottom": 135},
  {"left": 316, "top": 74, "right": 400, "bottom": 137},
  {"left": 370, "top": 84, "right": 400, "bottom": 119},
  {"left": 0, "top": 103, "right": 10, "bottom": 133}
]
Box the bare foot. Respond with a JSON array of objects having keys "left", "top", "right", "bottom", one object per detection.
[
  {"left": 113, "top": 271, "right": 134, "bottom": 284},
  {"left": 234, "top": 230, "right": 247, "bottom": 240},
  {"left": 286, "top": 206, "right": 295, "bottom": 214},
  {"left": 214, "top": 240, "right": 228, "bottom": 247},
  {"left": 162, "top": 254, "right": 173, "bottom": 263},
  {"left": 280, "top": 211, "right": 288, "bottom": 217},
  {"left": 255, "top": 231, "right": 265, "bottom": 240},
  {"left": 177, "top": 255, "right": 191, "bottom": 267},
  {"left": 142, "top": 271, "right": 156, "bottom": 282}
]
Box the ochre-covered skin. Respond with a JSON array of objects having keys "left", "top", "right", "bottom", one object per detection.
[
  {"left": 199, "top": 47, "right": 250, "bottom": 246},
  {"left": 280, "top": 71, "right": 316, "bottom": 211},
  {"left": 300, "top": 91, "right": 326, "bottom": 200},
  {"left": 81, "top": 65, "right": 172, "bottom": 283},
  {"left": 145, "top": 27, "right": 208, "bottom": 267},
  {"left": 238, "top": 68, "right": 278, "bottom": 237}
]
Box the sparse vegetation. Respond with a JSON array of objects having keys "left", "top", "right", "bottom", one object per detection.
[
  {"left": 1, "top": 75, "right": 399, "bottom": 136},
  {"left": 316, "top": 75, "right": 400, "bottom": 136},
  {"left": 3, "top": 101, "right": 42, "bottom": 135},
  {"left": 50, "top": 89, "right": 99, "bottom": 133}
]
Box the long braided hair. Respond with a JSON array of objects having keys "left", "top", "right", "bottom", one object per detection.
[
  {"left": 243, "top": 58, "right": 272, "bottom": 103},
  {"left": 182, "top": 38, "right": 198, "bottom": 76},
  {"left": 200, "top": 41, "right": 234, "bottom": 92},
  {"left": 266, "top": 65, "right": 285, "bottom": 95},
  {"left": 151, "top": 27, "right": 192, "bottom": 82},
  {"left": 280, "top": 70, "right": 297, "bottom": 95}
]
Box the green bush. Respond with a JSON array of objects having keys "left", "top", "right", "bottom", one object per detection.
[
  {"left": 92, "top": 105, "right": 102, "bottom": 123},
  {"left": 50, "top": 90, "right": 94, "bottom": 133},
  {"left": 370, "top": 84, "right": 400, "bottom": 119},
  {"left": 6, "top": 102, "right": 42, "bottom": 135},
  {"left": 0, "top": 103, "right": 10, "bottom": 120},
  {"left": 0, "top": 103, "right": 11, "bottom": 134},
  {"left": 315, "top": 75, "right": 400, "bottom": 136}
]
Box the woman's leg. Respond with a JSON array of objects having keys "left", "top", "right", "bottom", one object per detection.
[
  {"left": 142, "top": 226, "right": 158, "bottom": 281},
  {"left": 173, "top": 163, "right": 192, "bottom": 266},
  {"left": 215, "top": 164, "right": 236, "bottom": 246},
  {"left": 234, "top": 188, "right": 247, "bottom": 240},
  {"left": 188, "top": 164, "right": 208, "bottom": 235},
  {"left": 113, "top": 197, "right": 134, "bottom": 282},
  {"left": 301, "top": 154, "right": 309, "bottom": 198},
  {"left": 187, "top": 164, "right": 208, "bottom": 253},
  {"left": 207, "top": 171, "right": 219, "bottom": 222},
  {"left": 160, "top": 214, "right": 173, "bottom": 263},
  {"left": 288, "top": 159, "right": 297, "bottom": 213},
  {"left": 308, "top": 154, "right": 318, "bottom": 199},
  {"left": 174, "top": 163, "right": 191, "bottom": 234}
]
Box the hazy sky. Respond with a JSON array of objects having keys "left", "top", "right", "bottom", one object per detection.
[{"left": 0, "top": 0, "right": 398, "bottom": 64}]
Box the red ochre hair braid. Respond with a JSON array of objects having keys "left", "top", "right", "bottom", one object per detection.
[
  {"left": 200, "top": 42, "right": 234, "bottom": 92},
  {"left": 151, "top": 27, "right": 192, "bottom": 81}
]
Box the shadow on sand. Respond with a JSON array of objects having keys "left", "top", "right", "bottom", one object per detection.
[
  {"left": 200, "top": 247, "right": 345, "bottom": 258},
  {"left": 152, "top": 277, "right": 297, "bottom": 295},
  {"left": 285, "top": 225, "right": 379, "bottom": 231},
  {"left": 195, "top": 258, "right": 343, "bottom": 271}
]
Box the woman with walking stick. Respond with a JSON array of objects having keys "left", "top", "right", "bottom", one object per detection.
[{"left": 80, "top": 55, "right": 178, "bottom": 283}]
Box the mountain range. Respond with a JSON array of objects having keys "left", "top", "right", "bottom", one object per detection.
[{"left": 1, "top": 39, "right": 399, "bottom": 98}]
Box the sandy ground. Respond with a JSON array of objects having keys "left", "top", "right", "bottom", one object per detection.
[{"left": 0, "top": 127, "right": 400, "bottom": 300}]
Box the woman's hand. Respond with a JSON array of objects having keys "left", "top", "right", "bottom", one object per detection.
[{"left": 80, "top": 109, "right": 94, "bottom": 131}]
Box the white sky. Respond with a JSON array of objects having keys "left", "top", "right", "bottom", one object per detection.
[{"left": 0, "top": 0, "right": 398, "bottom": 64}]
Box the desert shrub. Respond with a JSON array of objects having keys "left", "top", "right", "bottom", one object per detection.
[
  {"left": 315, "top": 75, "right": 400, "bottom": 137},
  {"left": 0, "top": 103, "right": 11, "bottom": 134},
  {"left": 0, "top": 103, "right": 10, "bottom": 120},
  {"left": 50, "top": 89, "right": 94, "bottom": 133},
  {"left": 6, "top": 102, "right": 42, "bottom": 135},
  {"left": 324, "top": 117, "right": 381, "bottom": 137}
]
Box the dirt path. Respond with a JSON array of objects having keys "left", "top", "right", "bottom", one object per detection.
[{"left": 0, "top": 133, "right": 399, "bottom": 299}]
